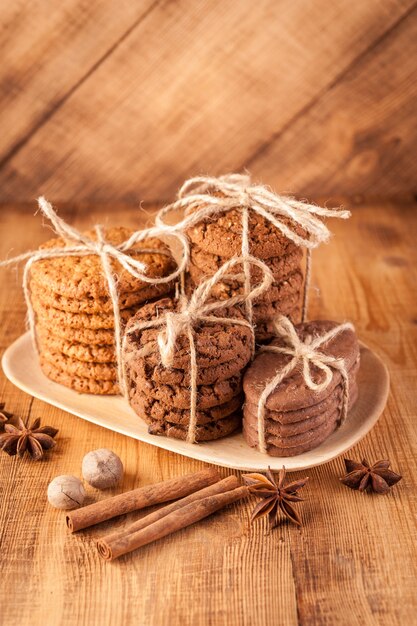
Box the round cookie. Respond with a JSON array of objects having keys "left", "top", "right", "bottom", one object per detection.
[
  {"left": 185, "top": 206, "right": 306, "bottom": 259},
  {"left": 254, "top": 307, "right": 302, "bottom": 342},
  {"left": 147, "top": 413, "right": 240, "bottom": 441},
  {"left": 251, "top": 271, "right": 303, "bottom": 306},
  {"left": 253, "top": 407, "right": 329, "bottom": 438},
  {"left": 243, "top": 411, "right": 339, "bottom": 456},
  {"left": 243, "top": 320, "right": 360, "bottom": 412},
  {"left": 30, "top": 228, "right": 177, "bottom": 299},
  {"left": 244, "top": 374, "right": 358, "bottom": 425},
  {"left": 30, "top": 280, "right": 173, "bottom": 314},
  {"left": 128, "top": 369, "right": 242, "bottom": 410},
  {"left": 39, "top": 348, "right": 117, "bottom": 381},
  {"left": 130, "top": 393, "right": 243, "bottom": 426},
  {"left": 40, "top": 358, "right": 119, "bottom": 395},
  {"left": 251, "top": 287, "right": 302, "bottom": 322},
  {"left": 36, "top": 321, "right": 115, "bottom": 346},
  {"left": 32, "top": 302, "right": 137, "bottom": 330},
  {"left": 124, "top": 298, "right": 253, "bottom": 369},
  {"left": 244, "top": 382, "right": 359, "bottom": 438},
  {"left": 185, "top": 270, "right": 303, "bottom": 308},
  {"left": 37, "top": 328, "right": 116, "bottom": 363},
  {"left": 127, "top": 346, "right": 251, "bottom": 386},
  {"left": 188, "top": 244, "right": 303, "bottom": 284},
  {"left": 245, "top": 408, "right": 340, "bottom": 449}
]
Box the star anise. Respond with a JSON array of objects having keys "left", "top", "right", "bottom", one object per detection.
[
  {"left": 0, "top": 417, "right": 59, "bottom": 460},
  {"left": 243, "top": 467, "right": 309, "bottom": 527},
  {"left": 340, "top": 458, "right": 402, "bottom": 494},
  {"left": 0, "top": 402, "right": 13, "bottom": 431}
]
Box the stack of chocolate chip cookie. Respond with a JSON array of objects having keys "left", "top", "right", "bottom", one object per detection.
[
  {"left": 184, "top": 208, "right": 305, "bottom": 340},
  {"left": 242, "top": 320, "right": 360, "bottom": 456},
  {"left": 30, "top": 227, "right": 177, "bottom": 394},
  {"left": 123, "top": 297, "right": 254, "bottom": 441}
]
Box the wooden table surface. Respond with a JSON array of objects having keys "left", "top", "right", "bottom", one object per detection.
[{"left": 0, "top": 201, "right": 416, "bottom": 626}]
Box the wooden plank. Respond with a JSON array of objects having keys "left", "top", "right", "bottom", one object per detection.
[
  {"left": 0, "top": 0, "right": 157, "bottom": 163},
  {"left": 0, "top": 202, "right": 416, "bottom": 626},
  {"left": 248, "top": 5, "right": 417, "bottom": 198},
  {"left": 0, "top": 0, "right": 415, "bottom": 202}
]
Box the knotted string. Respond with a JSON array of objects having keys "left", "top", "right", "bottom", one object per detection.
[
  {"left": 155, "top": 174, "right": 350, "bottom": 323},
  {"left": 255, "top": 315, "right": 354, "bottom": 454},
  {"left": 0, "top": 197, "right": 185, "bottom": 395},
  {"left": 123, "top": 255, "right": 274, "bottom": 444}
]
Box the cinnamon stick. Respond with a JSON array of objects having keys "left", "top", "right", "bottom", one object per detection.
[
  {"left": 66, "top": 468, "right": 220, "bottom": 532},
  {"left": 97, "top": 484, "right": 249, "bottom": 560},
  {"left": 99, "top": 475, "right": 239, "bottom": 554}
]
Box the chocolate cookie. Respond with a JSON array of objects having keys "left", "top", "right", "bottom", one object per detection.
[
  {"left": 254, "top": 308, "right": 302, "bottom": 342},
  {"left": 243, "top": 410, "right": 339, "bottom": 456},
  {"left": 251, "top": 287, "right": 302, "bottom": 322},
  {"left": 128, "top": 370, "right": 242, "bottom": 410},
  {"left": 243, "top": 320, "right": 360, "bottom": 412},
  {"left": 188, "top": 245, "right": 303, "bottom": 285},
  {"left": 127, "top": 346, "right": 250, "bottom": 386},
  {"left": 186, "top": 207, "right": 306, "bottom": 259},
  {"left": 244, "top": 382, "right": 358, "bottom": 438},
  {"left": 244, "top": 374, "right": 359, "bottom": 425},
  {"left": 125, "top": 298, "right": 253, "bottom": 369},
  {"left": 147, "top": 413, "right": 240, "bottom": 441},
  {"left": 30, "top": 229, "right": 176, "bottom": 299},
  {"left": 40, "top": 358, "right": 119, "bottom": 395},
  {"left": 245, "top": 406, "right": 339, "bottom": 448},
  {"left": 185, "top": 270, "right": 303, "bottom": 309},
  {"left": 130, "top": 393, "right": 243, "bottom": 426}
]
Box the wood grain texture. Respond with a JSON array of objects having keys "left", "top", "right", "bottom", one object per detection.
[
  {"left": 248, "top": 4, "right": 417, "bottom": 199},
  {"left": 0, "top": 0, "right": 416, "bottom": 202},
  {"left": 0, "top": 202, "right": 416, "bottom": 626}
]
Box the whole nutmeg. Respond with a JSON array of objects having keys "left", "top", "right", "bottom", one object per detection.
[
  {"left": 82, "top": 448, "right": 123, "bottom": 489},
  {"left": 47, "top": 475, "right": 86, "bottom": 510}
]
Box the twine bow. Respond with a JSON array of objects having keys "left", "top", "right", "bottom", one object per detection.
[
  {"left": 124, "top": 255, "right": 274, "bottom": 443},
  {"left": 0, "top": 197, "right": 184, "bottom": 394},
  {"left": 155, "top": 174, "right": 351, "bottom": 324},
  {"left": 255, "top": 315, "right": 354, "bottom": 454}
]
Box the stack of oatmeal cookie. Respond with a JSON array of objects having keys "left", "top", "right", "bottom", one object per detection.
[
  {"left": 30, "top": 227, "right": 176, "bottom": 395},
  {"left": 123, "top": 297, "right": 254, "bottom": 441},
  {"left": 184, "top": 208, "right": 305, "bottom": 340}
]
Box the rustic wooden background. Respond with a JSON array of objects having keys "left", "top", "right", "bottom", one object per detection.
[
  {"left": 1, "top": 2, "right": 417, "bottom": 624},
  {"left": 0, "top": 0, "right": 416, "bottom": 203},
  {"left": 1, "top": 201, "right": 416, "bottom": 626}
]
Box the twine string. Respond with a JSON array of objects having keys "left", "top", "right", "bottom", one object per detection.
[
  {"left": 93, "top": 225, "right": 126, "bottom": 395},
  {"left": 241, "top": 205, "right": 255, "bottom": 356},
  {"left": 155, "top": 174, "right": 350, "bottom": 323},
  {"left": 301, "top": 248, "right": 312, "bottom": 323},
  {"left": 0, "top": 197, "right": 184, "bottom": 395},
  {"left": 255, "top": 315, "right": 354, "bottom": 454}
]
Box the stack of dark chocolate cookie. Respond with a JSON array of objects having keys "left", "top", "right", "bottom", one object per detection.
[
  {"left": 242, "top": 321, "right": 360, "bottom": 456},
  {"left": 184, "top": 207, "right": 305, "bottom": 340},
  {"left": 123, "top": 297, "right": 254, "bottom": 441},
  {"left": 30, "top": 227, "right": 176, "bottom": 395}
]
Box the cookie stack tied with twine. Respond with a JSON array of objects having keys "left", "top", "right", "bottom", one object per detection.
[
  {"left": 155, "top": 174, "right": 350, "bottom": 341},
  {"left": 243, "top": 316, "right": 360, "bottom": 456},
  {"left": 123, "top": 256, "right": 274, "bottom": 443},
  {"left": 1, "top": 198, "right": 182, "bottom": 395}
]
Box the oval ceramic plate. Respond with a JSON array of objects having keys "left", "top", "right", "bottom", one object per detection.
[{"left": 2, "top": 333, "right": 389, "bottom": 471}]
